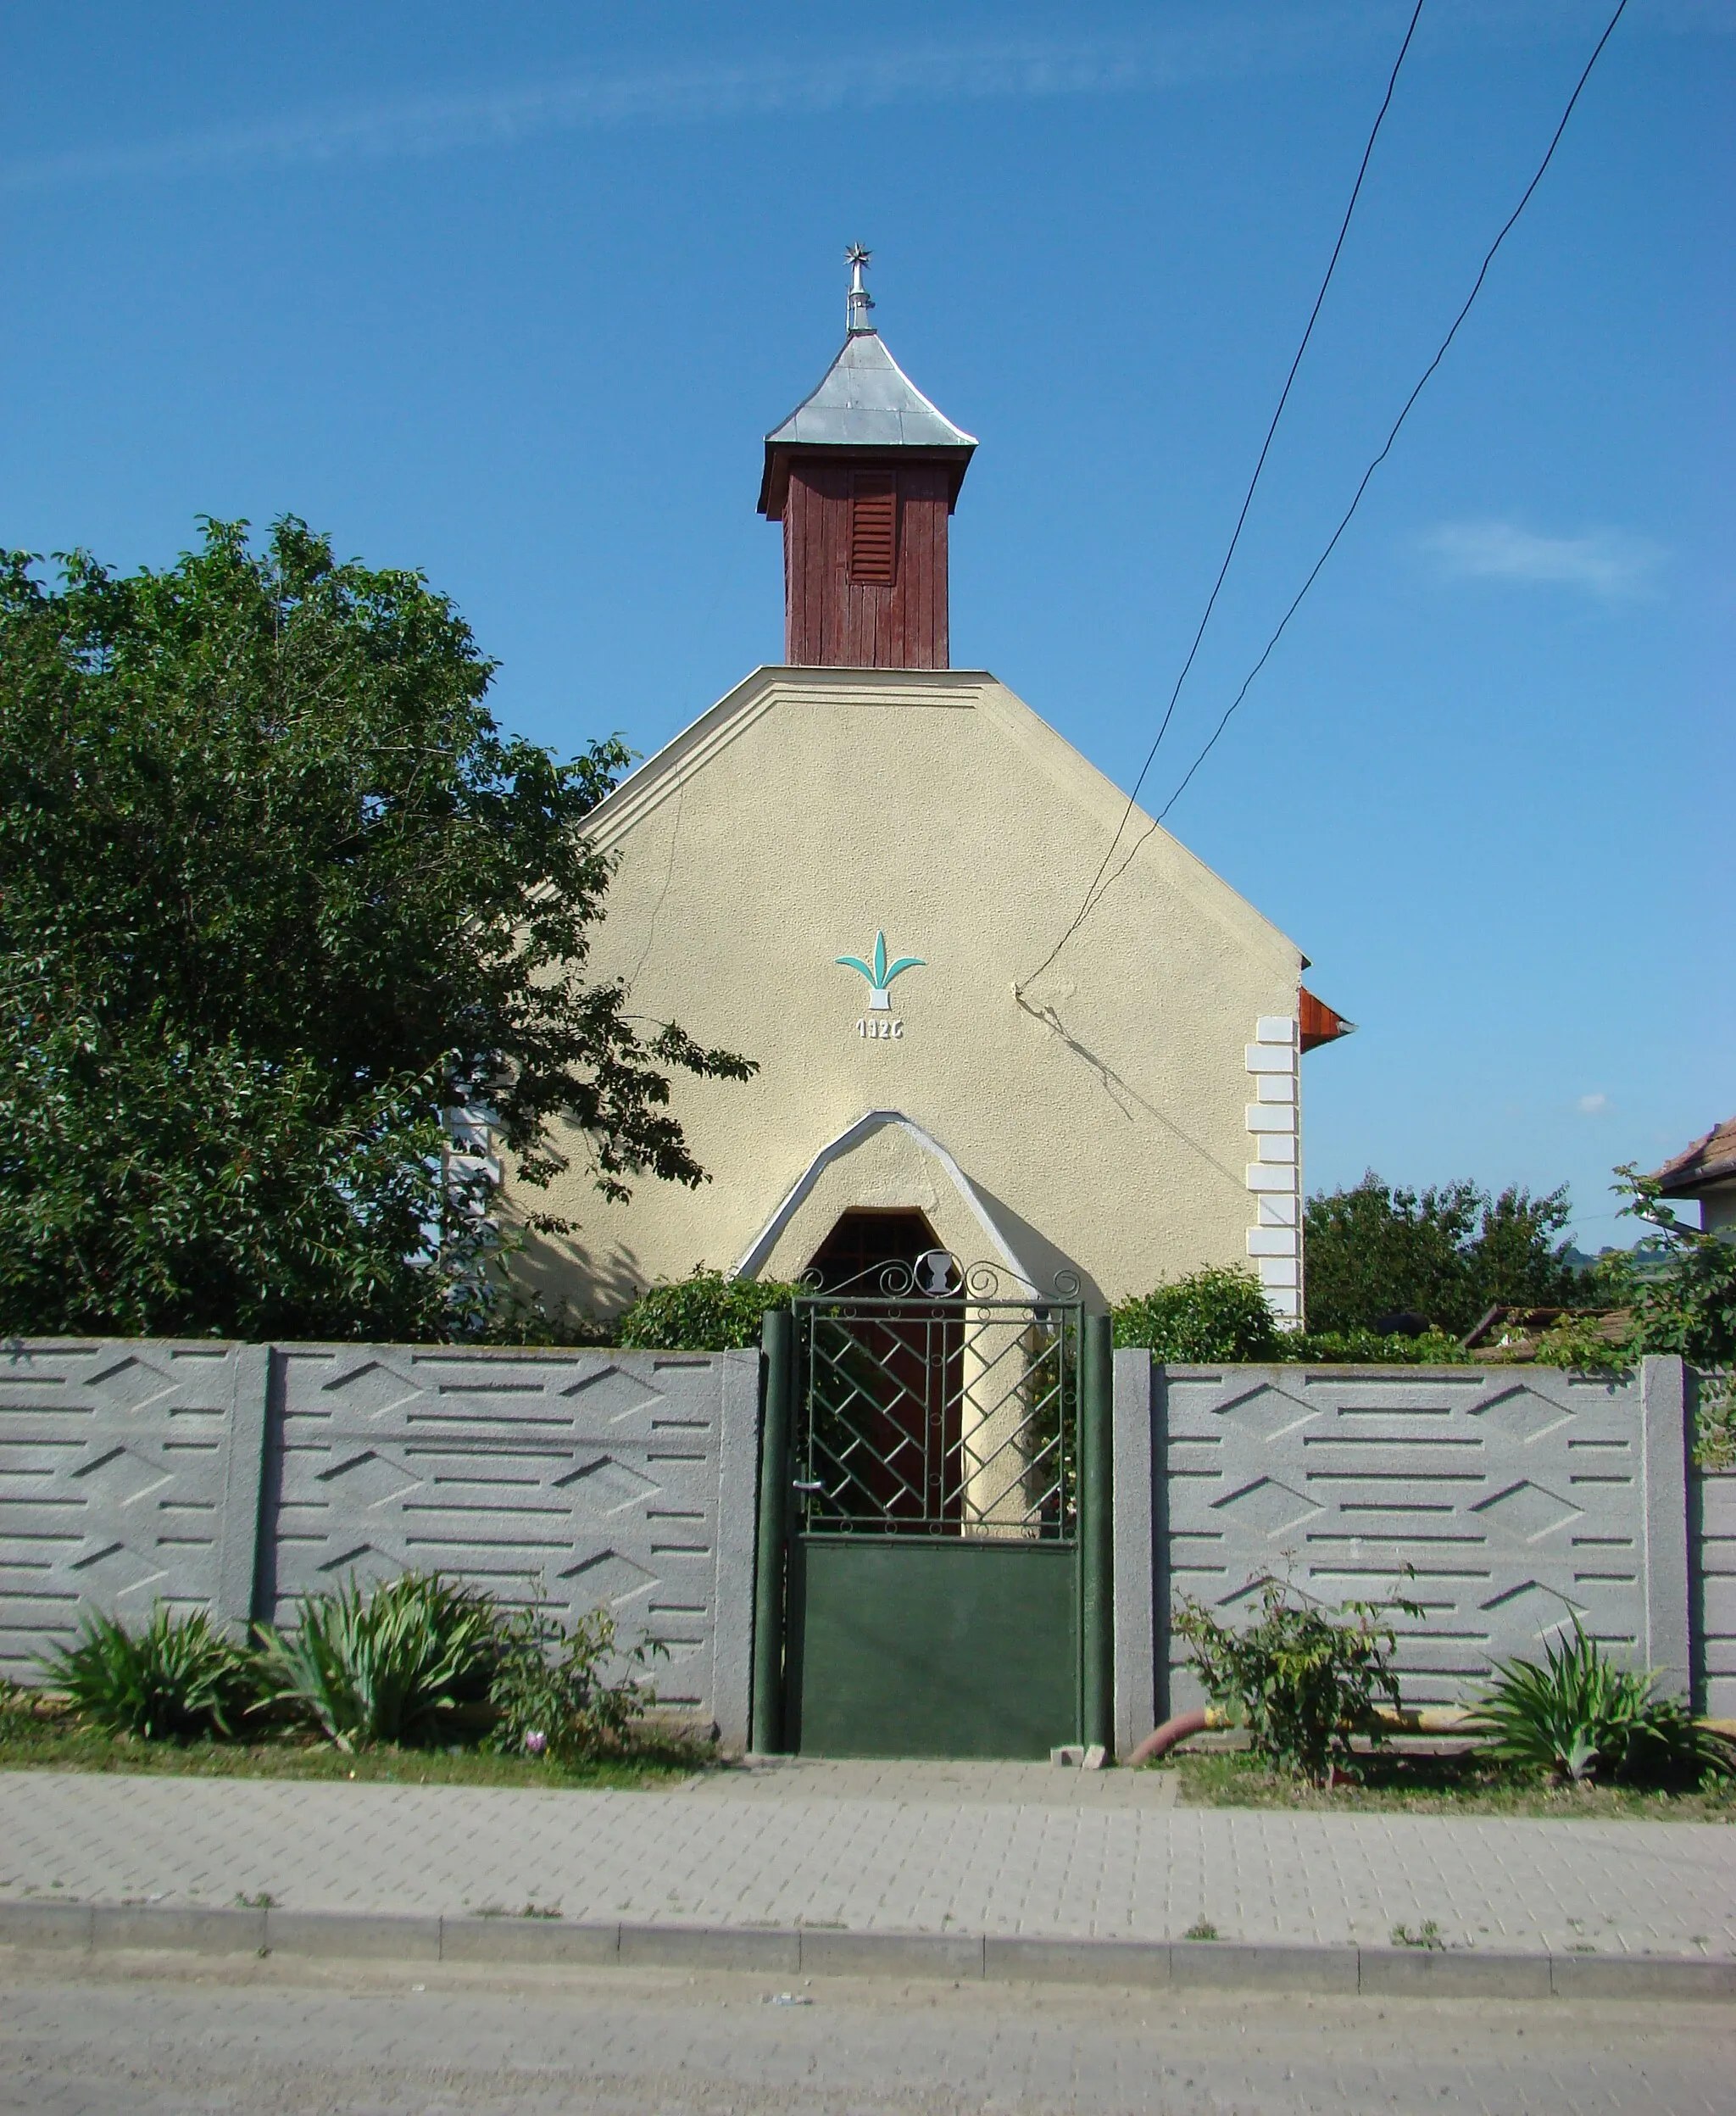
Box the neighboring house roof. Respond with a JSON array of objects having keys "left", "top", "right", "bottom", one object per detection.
[
  {"left": 758, "top": 330, "right": 976, "bottom": 515},
  {"left": 1648, "top": 1116, "right": 1736, "bottom": 1199},
  {"left": 1461, "top": 1305, "right": 1634, "bottom": 1362}
]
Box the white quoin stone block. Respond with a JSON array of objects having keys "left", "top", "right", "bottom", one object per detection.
[
  {"left": 1257, "top": 1195, "right": 1299, "bottom": 1226},
  {"left": 1258, "top": 1256, "right": 1299, "bottom": 1289},
  {"left": 1247, "top": 1226, "right": 1297, "bottom": 1257},
  {"left": 1245, "top": 1162, "right": 1295, "bottom": 1191},
  {"left": 1255, "top": 1134, "right": 1297, "bottom": 1164},
  {"left": 1255, "top": 1016, "right": 1296, "bottom": 1045},
  {"left": 1255, "top": 1074, "right": 1295, "bottom": 1103},
  {"left": 1245, "top": 1044, "right": 1295, "bottom": 1074},
  {"left": 1266, "top": 1287, "right": 1301, "bottom": 1318},
  {"left": 1245, "top": 1102, "right": 1295, "bottom": 1133}
]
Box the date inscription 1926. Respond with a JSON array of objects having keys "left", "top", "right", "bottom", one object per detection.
[{"left": 856, "top": 1017, "right": 904, "bottom": 1040}]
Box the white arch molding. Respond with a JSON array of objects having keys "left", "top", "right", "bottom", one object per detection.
[{"left": 732, "top": 1110, "right": 1038, "bottom": 1289}]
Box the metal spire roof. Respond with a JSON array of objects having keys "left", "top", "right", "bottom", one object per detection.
[
  {"left": 762, "top": 330, "right": 978, "bottom": 455},
  {"left": 758, "top": 248, "right": 976, "bottom": 517}
]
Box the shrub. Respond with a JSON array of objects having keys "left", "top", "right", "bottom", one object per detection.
[
  {"left": 617, "top": 1268, "right": 801, "bottom": 1350},
  {"left": 1171, "top": 1572, "right": 1422, "bottom": 1784},
  {"left": 40, "top": 1604, "right": 254, "bottom": 1742},
  {"left": 1111, "top": 1266, "right": 1285, "bottom": 1361},
  {"left": 255, "top": 1572, "right": 499, "bottom": 1751},
  {"left": 1288, "top": 1327, "right": 1472, "bottom": 1365},
  {"left": 487, "top": 1602, "right": 662, "bottom": 1761},
  {"left": 1472, "top": 1621, "right": 1734, "bottom": 1786},
  {"left": 1111, "top": 1269, "right": 1471, "bottom": 1365}
]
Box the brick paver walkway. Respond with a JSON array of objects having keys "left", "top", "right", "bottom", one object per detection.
[{"left": 4, "top": 1759, "right": 1733, "bottom": 1959}]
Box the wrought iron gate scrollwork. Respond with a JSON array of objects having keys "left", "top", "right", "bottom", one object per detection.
[{"left": 792, "top": 1252, "right": 1082, "bottom": 1541}]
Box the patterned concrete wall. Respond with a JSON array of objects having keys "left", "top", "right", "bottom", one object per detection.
[
  {"left": 1693, "top": 1465, "right": 1736, "bottom": 1720},
  {"left": 0, "top": 1341, "right": 760, "bottom": 1748},
  {"left": 0, "top": 1341, "right": 269, "bottom": 1685},
  {"left": 1112, "top": 1356, "right": 1694, "bottom": 1747},
  {"left": 261, "top": 1345, "right": 759, "bottom": 1741}
]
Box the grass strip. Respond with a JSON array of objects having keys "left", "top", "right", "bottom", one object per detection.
[
  {"left": 0, "top": 1697, "right": 710, "bottom": 1790},
  {"left": 1167, "top": 1747, "right": 1736, "bottom": 1821}
]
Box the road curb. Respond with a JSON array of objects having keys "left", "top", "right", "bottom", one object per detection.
[{"left": 3, "top": 1900, "right": 1733, "bottom": 1999}]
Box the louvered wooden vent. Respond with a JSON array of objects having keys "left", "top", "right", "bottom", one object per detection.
[{"left": 849, "top": 472, "right": 897, "bottom": 585}]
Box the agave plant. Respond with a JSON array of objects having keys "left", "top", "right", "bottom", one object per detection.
[
  {"left": 1472, "top": 1621, "right": 1733, "bottom": 1785},
  {"left": 41, "top": 1604, "right": 255, "bottom": 1742},
  {"left": 255, "top": 1571, "right": 501, "bottom": 1751}
]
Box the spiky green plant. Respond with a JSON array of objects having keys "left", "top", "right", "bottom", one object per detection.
[
  {"left": 1472, "top": 1622, "right": 1733, "bottom": 1785},
  {"left": 255, "top": 1572, "right": 500, "bottom": 1751},
  {"left": 40, "top": 1604, "right": 255, "bottom": 1742}
]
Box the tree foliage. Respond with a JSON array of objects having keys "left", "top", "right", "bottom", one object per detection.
[
  {"left": 1533, "top": 1167, "right": 1736, "bottom": 1467},
  {"left": 0, "top": 519, "right": 752, "bottom": 1340},
  {"left": 1303, "top": 1174, "right": 1578, "bottom": 1336}
]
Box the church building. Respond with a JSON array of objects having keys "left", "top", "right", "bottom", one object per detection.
[{"left": 522, "top": 255, "right": 1350, "bottom": 1322}]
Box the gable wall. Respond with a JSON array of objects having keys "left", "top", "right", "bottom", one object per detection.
[{"left": 516, "top": 668, "right": 1304, "bottom": 1319}]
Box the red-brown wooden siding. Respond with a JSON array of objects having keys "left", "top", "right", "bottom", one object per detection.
[
  {"left": 1299, "top": 988, "right": 1352, "bottom": 1051},
  {"left": 782, "top": 459, "right": 951, "bottom": 668}
]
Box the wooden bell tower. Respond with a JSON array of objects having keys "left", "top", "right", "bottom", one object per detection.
[{"left": 758, "top": 248, "right": 976, "bottom": 671}]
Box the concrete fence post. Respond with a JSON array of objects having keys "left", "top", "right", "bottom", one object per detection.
[
  {"left": 1641, "top": 1354, "right": 1692, "bottom": 1692},
  {"left": 711, "top": 1348, "right": 762, "bottom": 1751},
  {"left": 1079, "top": 1315, "right": 1115, "bottom": 1753},
  {"left": 214, "top": 1341, "right": 273, "bottom": 1638},
  {"left": 1111, "top": 1348, "right": 1155, "bottom": 1759}
]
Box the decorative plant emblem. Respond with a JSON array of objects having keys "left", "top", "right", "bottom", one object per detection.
[{"left": 835, "top": 930, "right": 925, "bottom": 1012}]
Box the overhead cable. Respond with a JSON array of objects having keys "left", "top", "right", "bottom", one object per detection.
[
  {"left": 1022, "top": 0, "right": 1630, "bottom": 986},
  {"left": 1016, "top": 0, "right": 1426, "bottom": 996}
]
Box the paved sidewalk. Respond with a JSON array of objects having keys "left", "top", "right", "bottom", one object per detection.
[{"left": 3, "top": 1760, "right": 1733, "bottom": 1959}]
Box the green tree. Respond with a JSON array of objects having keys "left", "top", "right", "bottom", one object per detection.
[
  {"left": 1303, "top": 1174, "right": 1578, "bottom": 1336},
  {"left": 0, "top": 519, "right": 753, "bottom": 1341}
]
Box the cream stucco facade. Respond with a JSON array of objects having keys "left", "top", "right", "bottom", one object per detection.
[{"left": 512, "top": 662, "right": 1313, "bottom": 1320}]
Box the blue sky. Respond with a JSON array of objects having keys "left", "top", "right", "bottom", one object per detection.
[{"left": 5, "top": 2, "right": 1730, "bottom": 1250}]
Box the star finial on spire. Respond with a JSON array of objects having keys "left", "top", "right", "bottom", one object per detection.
[{"left": 845, "top": 244, "right": 875, "bottom": 334}]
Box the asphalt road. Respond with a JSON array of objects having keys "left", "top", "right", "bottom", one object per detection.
[{"left": 3, "top": 1951, "right": 1732, "bottom": 2114}]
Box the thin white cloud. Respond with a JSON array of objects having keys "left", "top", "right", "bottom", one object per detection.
[
  {"left": 0, "top": 24, "right": 1350, "bottom": 193},
  {"left": 10, "top": 3, "right": 1730, "bottom": 195},
  {"left": 1577, "top": 1092, "right": 1610, "bottom": 1115},
  {"left": 1423, "top": 521, "right": 1666, "bottom": 599}
]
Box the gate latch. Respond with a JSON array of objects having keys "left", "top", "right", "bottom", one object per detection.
[{"left": 791, "top": 1478, "right": 826, "bottom": 1494}]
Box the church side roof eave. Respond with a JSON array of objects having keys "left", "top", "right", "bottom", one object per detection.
[{"left": 577, "top": 664, "right": 1305, "bottom": 970}]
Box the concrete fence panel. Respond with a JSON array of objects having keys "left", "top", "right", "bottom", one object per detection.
[
  {"left": 0, "top": 1339, "right": 265, "bottom": 1684},
  {"left": 1693, "top": 1467, "right": 1736, "bottom": 1720},
  {"left": 1115, "top": 1355, "right": 1691, "bottom": 1740},
  {"left": 260, "top": 1345, "right": 759, "bottom": 1746}
]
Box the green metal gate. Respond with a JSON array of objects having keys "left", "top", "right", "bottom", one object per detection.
[{"left": 751, "top": 1256, "right": 1113, "bottom": 1759}]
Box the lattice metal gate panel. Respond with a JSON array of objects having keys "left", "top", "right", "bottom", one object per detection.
[{"left": 793, "top": 1262, "right": 1078, "bottom": 1540}]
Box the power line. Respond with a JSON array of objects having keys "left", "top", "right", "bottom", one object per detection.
[
  {"left": 1017, "top": 0, "right": 1426, "bottom": 997},
  {"left": 1037, "top": 0, "right": 1630, "bottom": 966}
]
